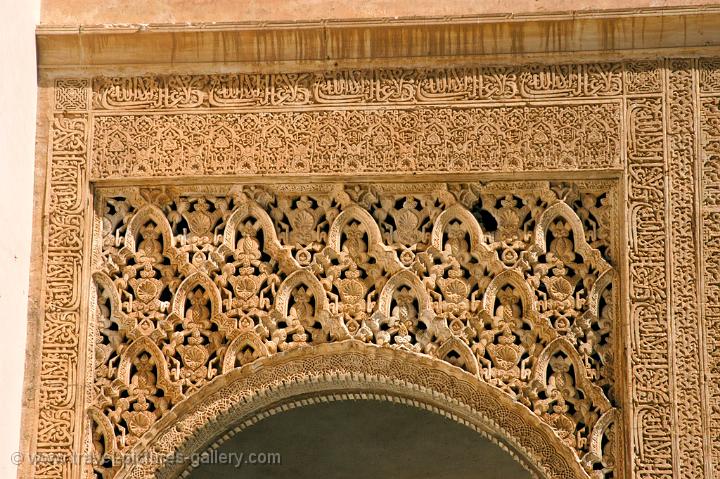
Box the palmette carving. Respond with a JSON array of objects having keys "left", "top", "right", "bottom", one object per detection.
[{"left": 88, "top": 181, "right": 618, "bottom": 478}]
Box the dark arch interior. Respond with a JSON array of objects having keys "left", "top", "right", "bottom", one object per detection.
[{"left": 186, "top": 399, "right": 533, "bottom": 479}]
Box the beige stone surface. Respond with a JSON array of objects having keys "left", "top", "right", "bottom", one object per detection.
[
  {"left": 35, "top": 8, "right": 720, "bottom": 75},
  {"left": 41, "top": 0, "right": 711, "bottom": 25},
  {"left": 22, "top": 4, "right": 720, "bottom": 479}
]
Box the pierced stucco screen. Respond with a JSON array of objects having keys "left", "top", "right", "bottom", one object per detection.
[{"left": 21, "top": 9, "right": 720, "bottom": 479}]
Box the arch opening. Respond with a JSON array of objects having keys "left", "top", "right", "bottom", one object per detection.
[
  {"left": 184, "top": 399, "right": 534, "bottom": 479},
  {"left": 114, "top": 342, "right": 590, "bottom": 479}
]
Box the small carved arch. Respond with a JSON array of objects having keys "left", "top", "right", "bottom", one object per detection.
[
  {"left": 222, "top": 199, "right": 300, "bottom": 272},
  {"left": 170, "top": 271, "right": 223, "bottom": 320},
  {"left": 533, "top": 201, "right": 611, "bottom": 274},
  {"left": 222, "top": 331, "right": 269, "bottom": 374},
  {"left": 92, "top": 271, "right": 123, "bottom": 321},
  {"left": 482, "top": 270, "right": 554, "bottom": 340},
  {"left": 274, "top": 269, "right": 330, "bottom": 316},
  {"left": 584, "top": 269, "right": 615, "bottom": 322},
  {"left": 116, "top": 336, "right": 178, "bottom": 398},
  {"left": 377, "top": 269, "right": 432, "bottom": 317},
  {"left": 431, "top": 203, "right": 488, "bottom": 253},
  {"left": 327, "top": 205, "right": 385, "bottom": 253},
  {"left": 87, "top": 406, "right": 117, "bottom": 459},
  {"left": 122, "top": 204, "right": 174, "bottom": 255},
  {"left": 582, "top": 408, "right": 618, "bottom": 469},
  {"left": 533, "top": 337, "right": 612, "bottom": 412},
  {"left": 436, "top": 336, "right": 480, "bottom": 375},
  {"left": 482, "top": 269, "right": 538, "bottom": 316}
]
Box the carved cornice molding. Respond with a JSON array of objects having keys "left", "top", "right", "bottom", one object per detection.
[{"left": 36, "top": 6, "right": 720, "bottom": 74}]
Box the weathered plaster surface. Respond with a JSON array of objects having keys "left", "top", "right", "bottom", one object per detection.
[{"left": 41, "top": 0, "right": 712, "bottom": 24}]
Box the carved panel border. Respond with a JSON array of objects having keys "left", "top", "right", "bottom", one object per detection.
[
  {"left": 24, "top": 58, "right": 717, "bottom": 479},
  {"left": 699, "top": 58, "right": 720, "bottom": 479}
]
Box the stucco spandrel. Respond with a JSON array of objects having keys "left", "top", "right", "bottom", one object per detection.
[{"left": 21, "top": 6, "right": 720, "bottom": 479}]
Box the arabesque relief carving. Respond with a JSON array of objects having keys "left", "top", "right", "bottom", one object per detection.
[
  {"left": 89, "top": 181, "right": 618, "bottom": 478},
  {"left": 27, "top": 57, "right": 720, "bottom": 479},
  {"left": 86, "top": 64, "right": 629, "bottom": 179},
  {"left": 91, "top": 105, "right": 620, "bottom": 177}
]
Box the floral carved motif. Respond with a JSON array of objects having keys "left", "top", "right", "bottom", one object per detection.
[
  {"left": 90, "top": 105, "right": 621, "bottom": 178},
  {"left": 88, "top": 181, "right": 618, "bottom": 479},
  {"left": 26, "top": 58, "right": 720, "bottom": 479},
  {"left": 700, "top": 70, "right": 720, "bottom": 478},
  {"left": 87, "top": 63, "right": 631, "bottom": 179}
]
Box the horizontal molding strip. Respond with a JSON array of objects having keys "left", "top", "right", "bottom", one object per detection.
[{"left": 36, "top": 6, "right": 720, "bottom": 73}]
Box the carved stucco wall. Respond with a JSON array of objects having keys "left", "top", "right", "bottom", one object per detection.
[{"left": 22, "top": 23, "right": 720, "bottom": 479}]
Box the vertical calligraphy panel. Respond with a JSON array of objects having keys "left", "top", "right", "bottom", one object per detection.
[
  {"left": 625, "top": 75, "right": 675, "bottom": 478},
  {"left": 31, "top": 80, "right": 89, "bottom": 478}
]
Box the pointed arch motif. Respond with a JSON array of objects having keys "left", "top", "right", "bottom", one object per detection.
[
  {"left": 122, "top": 204, "right": 174, "bottom": 255},
  {"left": 583, "top": 408, "right": 619, "bottom": 468},
  {"left": 222, "top": 199, "right": 300, "bottom": 272},
  {"left": 533, "top": 337, "right": 612, "bottom": 412},
  {"left": 222, "top": 331, "right": 270, "bottom": 373},
  {"left": 482, "top": 269, "right": 538, "bottom": 316},
  {"left": 377, "top": 269, "right": 432, "bottom": 317},
  {"left": 533, "top": 201, "right": 611, "bottom": 274},
  {"left": 274, "top": 269, "right": 329, "bottom": 316},
  {"left": 481, "top": 269, "right": 554, "bottom": 340},
  {"left": 431, "top": 202, "right": 487, "bottom": 252},
  {"left": 436, "top": 336, "right": 480, "bottom": 375},
  {"left": 92, "top": 271, "right": 123, "bottom": 320},
  {"left": 584, "top": 268, "right": 616, "bottom": 322},
  {"left": 87, "top": 406, "right": 117, "bottom": 458},
  {"left": 116, "top": 336, "right": 179, "bottom": 399},
  {"left": 170, "top": 271, "right": 223, "bottom": 320},
  {"left": 327, "top": 205, "right": 384, "bottom": 253}
]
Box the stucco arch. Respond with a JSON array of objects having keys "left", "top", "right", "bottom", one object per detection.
[{"left": 114, "top": 341, "right": 589, "bottom": 479}]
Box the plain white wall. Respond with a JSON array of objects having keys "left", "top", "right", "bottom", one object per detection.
[{"left": 0, "top": 0, "right": 40, "bottom": 476}]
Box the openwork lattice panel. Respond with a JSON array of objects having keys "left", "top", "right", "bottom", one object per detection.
[{"left": 88, "top": 180, "right": 619, "bottom": 478}]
